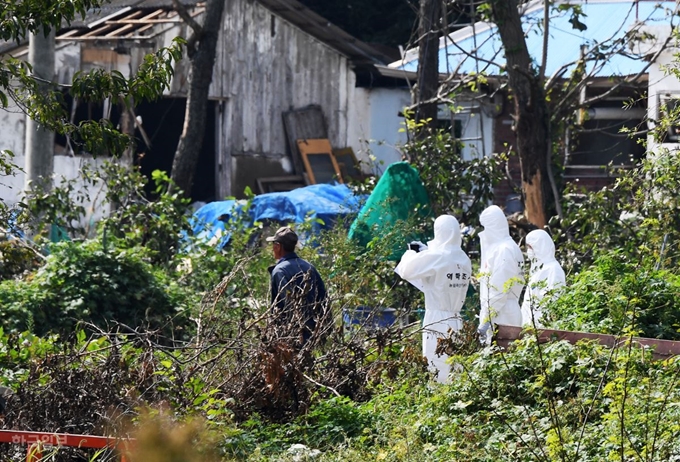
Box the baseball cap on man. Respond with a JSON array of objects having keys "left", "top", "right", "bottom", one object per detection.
[{"left": 265, "top": 226, "right": 298, "bottom": 248}]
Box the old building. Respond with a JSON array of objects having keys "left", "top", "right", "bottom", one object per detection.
[{"left": 0, "top": 0, "right": 414, "bottom": 211}]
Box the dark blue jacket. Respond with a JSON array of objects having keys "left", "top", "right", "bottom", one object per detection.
[{"left": 269, "top": 252, "right": 327, "bottom": 340}]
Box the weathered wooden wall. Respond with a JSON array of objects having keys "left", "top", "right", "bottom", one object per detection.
[
  {"left": 213, "top": 0, "right": 354, "bottom": 198},
  {"left": 1, "top": 0, "right": 361, "bottom": 206}
]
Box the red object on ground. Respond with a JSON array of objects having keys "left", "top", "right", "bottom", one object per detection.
[{"left": 0, "top": 429, "right": 134, "bottom": 462}]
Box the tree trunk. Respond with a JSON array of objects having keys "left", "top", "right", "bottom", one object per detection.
[
  {"left": 170, "top": 0, "right": 225, "bottom": 197},
  {"left": 414, "top": 0, "right": 440, "bottom": 132},
  {"left": 489, "top": 0, "right": 551, "bottom": 227},
  {"left": 118, "top": 97, "right": 135, "bottom": 166}
]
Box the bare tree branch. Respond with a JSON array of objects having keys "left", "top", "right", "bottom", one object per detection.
[
  {"left": 172, "top": 0, "right": 202, "bottom": 55},
  {"left": 171, "top": 0, "right": 203, "bottom": 35},
  {"left": 538, "top": 0, "right": 549, "bottom": 83}
]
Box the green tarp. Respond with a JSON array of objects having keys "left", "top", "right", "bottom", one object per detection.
[{"left": 348, "top": 162, "right": 431, "bottom": 260}]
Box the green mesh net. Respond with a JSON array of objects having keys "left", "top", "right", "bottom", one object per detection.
[{"left": 348, "top": 162, "right": 432, "bottom": 260}]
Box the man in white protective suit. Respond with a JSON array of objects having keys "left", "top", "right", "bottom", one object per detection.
[
  {"left": 395, "top": 215, "right": 471, "bottom": 383},
  {"left": 478, "top": 205, "right": 524, "bottom": 344},
  {"left": 521, "top": 229, "right": 566, "bottom": 327}
]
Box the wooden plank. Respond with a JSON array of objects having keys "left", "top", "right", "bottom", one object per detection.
[
  {"left": 80, "top": 10, "right": 143, "bottom": 38},
  {"left": 105, "top": 24, "right": 136, "bottom": 37},
  {"left": 297, "top": 138, "right": 342, "bottom": 184},
  {"left": 56, "top": 29, "right": 82, "bottom": 39},
  {"left": 86, "top": 6, "right": 133, "bottom": 28},
  {"left": 105, "top": 18, "right": 184, "bottom": 24},
  {"left": 282, "top": 105, "right": 328, "bottom": 176},
  {"left": 333, "top": 147, "right": 360, "bottom": 180},
  {"left": 81, "top": 48, "right": 119, "bottom": 64},
  {"left": 495, "top": 325, "right": 680, "bottom": 359}
]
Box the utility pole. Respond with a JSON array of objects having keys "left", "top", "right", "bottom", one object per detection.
[{"left": 24, "top": 29, "right": 56, "bottom": 196}]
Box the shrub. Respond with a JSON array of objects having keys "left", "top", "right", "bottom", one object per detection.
[
  {"left": 550, "top": 148, "right": 680, "bottom": 274},
  {"left": 0, "top": 241, "right": 186, "bottom": 337},
  {"left": 0, "top": 240, "right": 43, "bottom": 280},
  {"left": 545, "top": 252, "right": 680, "bottom": 340}
]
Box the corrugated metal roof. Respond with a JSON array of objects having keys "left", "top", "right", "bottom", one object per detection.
[{"left": 393, "top": 0, "right": 678, "bottom": 78}]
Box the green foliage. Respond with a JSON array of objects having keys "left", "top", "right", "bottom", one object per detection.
[
  {"left": 0, "top": 0, "right": 99, "bottom": 41},
  {"left": 0, "top": 241, "right": 186, "bottom": 336},
  {"left": 71, "top": 38, "right": 184, "bottom": 105},
  {"left": 100, "top": 167, "right": 193, "bottom": 265},
  {"left": 210, "top": 338, "right": 680, "bottom": 461},
  {"left": 229, "top": 396, "right": 374, "bottom": 456},
  {"left": 0, "top": 328, "right": 62, "bottom": 388},
  {"left": 402, "top": 117, "right": 503, "bottom": 230},
  {"left": 2, "top": 45, "right": 182, "bottom": 157},
  {"left": 0, "top": 149, "right": 19, "bottom": 225},
  {"left": 545, "top": 252, "right": 680, "bottom": 340},
  {"left": 550, "top": 147, "right": 680, "bottom": 274},
  {"left": 0, "top": 240, "right": 42, "bottom": 280},
  {"left": 21, "top": 161, "right": 195, "bottom": 263},
  {"left": 303, "top": 216, "right": 424, "bottom": 315},
  {"left": 23, "top": 171, "right": 93, "bottom": 237}
]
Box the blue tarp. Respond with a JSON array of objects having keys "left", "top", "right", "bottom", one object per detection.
[{"left": 191, "top": 183, "right": 364, "bottom": 247}]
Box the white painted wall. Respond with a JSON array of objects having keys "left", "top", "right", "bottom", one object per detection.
[
  {"left": 1, "top": 153, "right": 113, "bottom": 233},
  {"left": 647, "top": 48, "right": 680, "bottom": 154},
  {"left": 52, "top": 155, "right": 113, "bottom": 230},
  {"left": 458, "top": 109, "right": 495, "bottom": 161},
  {"left": 348, "top": 87, "right": 410, "bottom": 174},
  {"left": 1, "top": 152, "right": 113, "bottom": 232},
  {"left": 348, "top": 88, "right": 496, "bottom": 175},
  {"left": 439, "top": 98, "right": 495, "bottom": 161},
  {"left": 634, "top": 24, "right": 680, "bottom": 154},
  {"left": 0, "top": 102, "right": 26, "bottom": 207}
]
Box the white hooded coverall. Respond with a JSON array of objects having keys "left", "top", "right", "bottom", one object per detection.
[
  {"left": 521, "top": 229, "right": 566, "bottom": 327},
  {"left": 478, "top": 205, "right": 524, "bottom": 341},
  {"left": 395, "top": 215, "right": 471, "bottom": 383}
]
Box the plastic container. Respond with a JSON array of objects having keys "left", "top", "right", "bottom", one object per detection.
[{"left": 342, "top": 306, "right": 398, "bottom": 328}]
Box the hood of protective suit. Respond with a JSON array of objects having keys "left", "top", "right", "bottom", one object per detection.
[
  {"left": 526, "top": 229, "right": 556, "bottom": 265},
  {"left": 479, "top": 205, "right": 510, "bottom": 242},
  {"left": 427, "top": 215, "right": 462, "bottom": 250},
  {"left": 479, "top": 205, "right": 510, "bottom": 269}
]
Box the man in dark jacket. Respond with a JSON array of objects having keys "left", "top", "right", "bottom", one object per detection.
[{"left": 266, "top": 226, "right": 328, "bottom": 344}]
